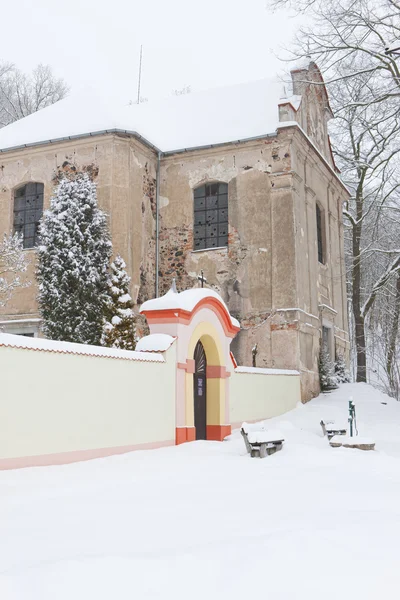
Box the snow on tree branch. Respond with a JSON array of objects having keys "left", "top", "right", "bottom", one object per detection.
[
  {"left": 37, "top": 174, "right": 112, "bottom": 344},
  {"left": 361, "top": 253, "right": 400, "bottom": 317},
  {"left": 0, "top": 233, "right": 30, "bottom": 307}
]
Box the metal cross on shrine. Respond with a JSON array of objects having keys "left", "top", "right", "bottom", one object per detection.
[{"left": 197, "top": 270, "right": 207, "bottom": 288}]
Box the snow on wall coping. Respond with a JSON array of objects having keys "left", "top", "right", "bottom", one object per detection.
[
  {"left": 0, "top": 318, "right": 42, "bottom": 324},
  {"left": 235, "top": 366, "right": 299, "bottom": 376},
  {"left": 290, "top": 59, "right": 313, "bottom": 72},
  {"left": 0, "top": 333, "right": 164, "bottom": 362},
  {"left": 0, "top": 77, "right": 294, "bottom": 154},
  {"left": 279, "top": 94, "right": 302, "bottom": 111},
  {"left": 135, "top": 334, "right": 176, "bottom": 353},
  {"left": 140, "top": 288, "right": 240, "bottom": 329}
]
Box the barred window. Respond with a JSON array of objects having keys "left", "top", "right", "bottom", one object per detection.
[
  {"left": 14, "top": 183, "right": 44, "bottom": 249},
  {"left": 193, "top": 182, "right": 228, "bottom": 250},
  {"left": 316, "top": 203, "right": 324, "bottom": 264}
]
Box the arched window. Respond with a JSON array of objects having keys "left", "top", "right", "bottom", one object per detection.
[
  {"left": 13, "top": 183, "right": 44, "bottom": 249},
  {"left": 193, "top": 182, "right": 228, "bottom": 250}
]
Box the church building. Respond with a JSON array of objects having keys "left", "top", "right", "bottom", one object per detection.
[{"left": 0, "top": 62, "right": 349, "bottom": 400}]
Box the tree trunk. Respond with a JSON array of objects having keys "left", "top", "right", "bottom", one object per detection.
[
  {"left": 351, "top": 189, "right": 367, "bottom": 383},
  {"left": 354, "top": 312, "right": 367, "bottom": 382},
  {"left": 386, "top": 272, "right": 400, "bottom": 397}
]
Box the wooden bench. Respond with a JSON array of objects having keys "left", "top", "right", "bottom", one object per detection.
[
  {"left": 241, "top": 427, "right": 284, "bottom": 458},
  {"left": 320, "top": 420, "right": 347, "bottom": 440}
]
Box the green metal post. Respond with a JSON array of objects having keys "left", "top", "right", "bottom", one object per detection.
[{"left": 348, "top": 399, "right": 355, "bottom": 437}]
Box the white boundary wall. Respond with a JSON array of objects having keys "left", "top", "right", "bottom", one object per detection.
[
  {"left": 0, "top": 333, "right": 302, "bottom": 470},
  {"left": 0, "top": 334, "right": 176, "bottom": 469},
  {"left": 229, "top": 366, "right": 301, "bottom": 427}
]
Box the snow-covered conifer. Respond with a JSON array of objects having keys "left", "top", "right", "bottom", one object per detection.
[
  {"left": 37, "top": 174, "right": 112, "bottom": 344},
  {"left": 102, "top": 255, "right": 136, "bottom": 350},
  {"left": 319, "top": 345, "right": 338, "bottom": 391},
  {"left": 334, "top": 353, "right": 351, "bottom": 384}
]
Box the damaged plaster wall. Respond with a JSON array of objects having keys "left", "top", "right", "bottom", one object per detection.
[
  {"left": 157, "top": 133, "right": 299, "bottom": 374},
  {"left": 0, "top": 134, "right": 158, "bottom": 340}
]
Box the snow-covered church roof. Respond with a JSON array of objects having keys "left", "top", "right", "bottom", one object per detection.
[{"left": 0, "top": 77, "right": 298, "bottom": 154}]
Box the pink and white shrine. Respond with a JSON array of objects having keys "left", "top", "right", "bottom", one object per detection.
[{"left": 139, "top": 285, "right": 240, "bottom": 445}]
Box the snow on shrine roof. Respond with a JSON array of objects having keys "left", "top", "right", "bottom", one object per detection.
[
  {"left": 0, "top": 77, "right": 298, "bottom": 154},
  {"left": 0, "top": 332, "right": 164, "bottom": 362},
  {"left": 140, "top": 287, "right": 240, "bottom": 329},
  {"left": 135, "top": 334, "right": 176, "bottom": 353}
]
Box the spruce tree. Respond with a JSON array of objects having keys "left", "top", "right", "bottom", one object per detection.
[
  {"left": 102, "top": 255, "right": 136, "bottom": 350},
  {"left": 319, "top": 345, "right": 338, "bottom": 391},
  {"left": 335, "top": 353, "right": 351, "bottom": 383},
  {"left": 37, "top": 174, "right": 112, "bottom": 344}
]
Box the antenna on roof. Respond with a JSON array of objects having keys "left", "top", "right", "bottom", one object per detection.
[{"left": 137, "top": 45, "right": 143, "bottom": 105}]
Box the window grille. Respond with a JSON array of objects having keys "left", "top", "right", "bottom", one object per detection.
[
  {"left": 316, "top": 203, "right": 324, "bottom": 263},
  {"left": 193, "top": 182, "right": 228, "bottom": 250},
  {"left": 14, "top": 183, "right": 44, "bottom": 249}
]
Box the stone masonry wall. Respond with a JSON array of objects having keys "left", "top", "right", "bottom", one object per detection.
[
  {"left": 0, "top": 134, "right": 158, "bottom": 337},
  {"left": 158, "top": 133, "right": 302, "bottom": 376}
]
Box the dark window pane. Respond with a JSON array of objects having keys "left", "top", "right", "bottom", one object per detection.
[
  {"left": 26, "top": 210, "right": 36, "bottom": 224},
  {"left": 218, "top": 183, "right": 228, "bottom": 194},
  {"left": 195, "top": 212, "right": 206, "bottom": 225},
  {"left": 218, "top": 223, "right": 228, "bottom": 236},
  {"left": 206, "top": 209, "right": 217, "bottom": 224},
  {"left": 24, "top": 237, "right": 34, "bottom": 249},
  {"left": 15, "top": 186, "right": 26, "bottom": 198},
  {"left": 26, "top": 183, "right": 37, "bottom": 195},
  {"left": 26, "top": 195, "right": 38, "bottom": 208},
  {"left": 194, "top": 186, "right": 205, "bottom": 199},
  {"left": 25, "top": 224, "right": 35, "bottom": 237},
  {"left": 194, "top": 224, "right": 205, "bottom": 238},
  {"left": 14, "top": 212, "right": 25, "bottom": 225},
  {"left": 206, "top": 223, "right": 218, "bottom": 237},
  {"left": 209, "top": 183, "right": 218, "bottom": 195},
  {"left": 218, "top": 234, "right": 228, "bottom": 247},
  {"left": 206, "top": 195, "right": 218, "bottom": 209},
  {"left": 194, "top": 196, "right": 206, "bottom": 210},
  {"left": 194, "top": 237, "right": 206, "bottom": 250},
  {"left": 218, "top": 193, "right": 228, "bottom": 208},
  {"left": 219, "top": 208, "right": 228, "bottom": 222},
  {"left": 14, "top": 197, "right": 26, "bottom": 211}
]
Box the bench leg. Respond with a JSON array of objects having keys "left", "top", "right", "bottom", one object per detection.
[{"left": 259, "top": 443, "right": 268, "bottom": 458}]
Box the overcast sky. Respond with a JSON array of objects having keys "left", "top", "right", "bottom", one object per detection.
[{"left": 1, "top": 0, "right": 302, "bottom": 103}]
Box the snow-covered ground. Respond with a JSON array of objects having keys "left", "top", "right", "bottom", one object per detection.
[{"left": 1, "top": 383, "right": 400, "bottom": 600}]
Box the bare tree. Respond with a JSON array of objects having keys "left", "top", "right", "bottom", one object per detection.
[
  {"left": 386, "top": 273, "right": 400, "bottom": 395},
  {"left": 272, "top": 0, "right": 400, "bottom": 101},
  {"left": 0, "top": 233, "right": 30, "bottom": 307},
  {"left": 0, "top": 62, "right": 69, "bottom": 128},
  {"left": 329, "top": 62, "right": 400, "bottom": 382}
]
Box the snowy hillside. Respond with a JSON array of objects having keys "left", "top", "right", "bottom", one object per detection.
[{"left": 1, "top": 383, "right": 400, "bottom": 599}]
